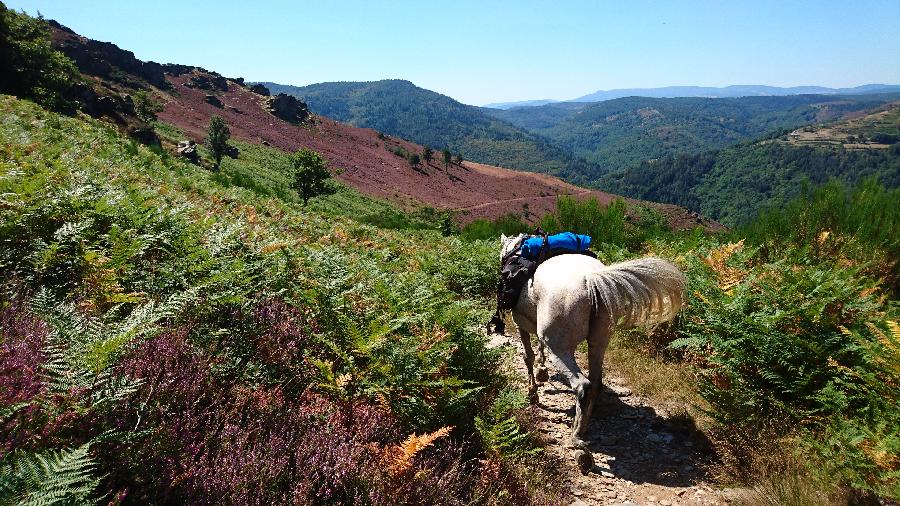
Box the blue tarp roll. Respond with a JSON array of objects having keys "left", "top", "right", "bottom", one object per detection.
[{"left": 519, "top": 232, "right": 592, "bottom": 260}]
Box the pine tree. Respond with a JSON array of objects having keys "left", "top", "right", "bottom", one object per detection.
[
  {"left": 422, "top": 146, "right": 433, "bottom": 163},
  {"left": 442, "top": 149, "right": 452, "bottom": 168},
  {"left": 205, "top": 115, "right": 230, "bottom": 171}
]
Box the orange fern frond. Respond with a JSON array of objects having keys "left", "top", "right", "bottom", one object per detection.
[{"left": 383, "top": 426, "right": 453, "bottom": 475}]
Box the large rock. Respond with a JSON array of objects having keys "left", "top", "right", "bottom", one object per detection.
[
  {"left": 177, "top": 140, "right": 199, "bottom": 163},
  {"left": 266, "top": 93, "right": 309, "bottom": 124},
  {"left": 184, "top": 72, "right": 229, "bottom": 92}
]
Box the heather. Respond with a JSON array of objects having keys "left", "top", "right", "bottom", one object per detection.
[{"left": 0, "top": 95, "right": 560, "bottom": 504}]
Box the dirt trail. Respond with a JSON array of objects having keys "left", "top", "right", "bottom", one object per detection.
[{"left": 488, "top": 332, "right": 741, "bottom": 506}]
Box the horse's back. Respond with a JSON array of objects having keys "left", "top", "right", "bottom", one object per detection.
[{"left": 533, "top": 254, "right": 605, "bottom": 292}]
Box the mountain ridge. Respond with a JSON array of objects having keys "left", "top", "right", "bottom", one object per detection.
[{"left": 486, "top": 83, "right": 900, "bottom": 109}]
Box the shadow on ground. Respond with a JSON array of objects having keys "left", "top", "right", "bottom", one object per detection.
[{"left": 538, "top": 372, "right": 717, "bottom": 488}]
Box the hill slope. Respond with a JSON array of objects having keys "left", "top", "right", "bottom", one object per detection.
[
  {"left": 261, "top": 80, "right": 592, "bottom": 177},
  {"left": 598, "top": 102, "right": 900, "bottom": 225},
  {"left": 39, "top": 20, "right": 713, "bottom": 231}
]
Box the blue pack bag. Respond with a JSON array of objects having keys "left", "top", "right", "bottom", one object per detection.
[{"left": 519, "top": 232, "right": 592, "bottom": 260}]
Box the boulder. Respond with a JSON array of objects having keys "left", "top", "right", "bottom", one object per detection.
[
  {"left": 185, "top": 72, "right": 229, "bottom": 91},
  {"left": 177, "top": 140, "right": 199, "bottom": 163},
  {"left": 204, "top": 94, "right": 224, "bottom": 108},
  {"left": 249, "top": 83, "right": 270, "bottom": 96},
  {"left": 266, "top": 93, "right": 309, "bottom": 124}
]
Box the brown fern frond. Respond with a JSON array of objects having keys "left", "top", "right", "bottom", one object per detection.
[
  {"left": 702, "top": 239, "right": 746, "bottom": 291},
  {"left": 383, "top": 426, "right": 453, "bottom": 475}
]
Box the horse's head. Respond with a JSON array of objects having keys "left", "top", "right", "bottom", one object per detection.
[{"left": 499, "top": 233, "right": 527, "bottom": 259}]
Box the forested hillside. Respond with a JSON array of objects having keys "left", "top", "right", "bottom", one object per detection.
[
  {"left": 485, "top": 94, "right": 900, "bottom": 178},
  {"left": 262, "top": 80, "right": 595, "bottom": 177},
  {"left": 598, "top": 104, "right": 900, "bottom": 225}
]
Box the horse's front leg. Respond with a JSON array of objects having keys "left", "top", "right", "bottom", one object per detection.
[
  {"left": 543, "top": 343, "right": 596, "bottom": 473},
  {"left": 518, "top": 329, "right": 539, "bottom": 404}
]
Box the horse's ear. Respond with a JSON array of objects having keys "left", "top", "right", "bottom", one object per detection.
[{"left": 500, "top": 234, "right": 508, "bottom": 244}]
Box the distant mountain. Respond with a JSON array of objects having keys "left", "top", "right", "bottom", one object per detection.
[
  {"left": 261, "top": 80, "right": 594, "bottom": 177},
  {"left": 596, "top": 103, "right": 900, "bottom": 226},
  {"left": 572, "top": 84, "right": 900, "bottom": 102},
  {"left": 485, "top": 94, "right": 900, "bottom": 180},
  {"left": 482, "top": 99, "right": 559, "bottom": 109}
]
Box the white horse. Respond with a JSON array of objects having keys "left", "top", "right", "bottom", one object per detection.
[{"left": 499, "top": 233, "right": 686, "bottom": 471}]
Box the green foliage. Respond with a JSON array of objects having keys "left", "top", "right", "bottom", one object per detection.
[
  {"left": 422, "top": 145, "right": 433, "bottom": 163},
  {"left": 461, "top": 213, "right": 530, "bottom": 241},
  {"left": 132, "top": 90, "right": 162, "bottom": 123},
  {"left": 599, "top": 133, "right": 900, "bottom": 227},
  {"left": 408, "top": 153, "right": 420, "bottom": 169},
  {"left": 205, "top": 115, "right": 230, "bottom": 170},
  {"left": 0, "top": 6, "right": 79, "bottom": 113},
  {"left": 290, "top": 147, "right": 332, "bottom": 205},
  {"left": 0, "top": 443, "right": 100, "bottom": 505},
  {"left": 475, "top": 388, "right": 541, "bottom": 460}
]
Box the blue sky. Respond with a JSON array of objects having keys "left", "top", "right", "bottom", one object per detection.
[{"left": 7, "top": 0, "right": 900, "bottom": 105}]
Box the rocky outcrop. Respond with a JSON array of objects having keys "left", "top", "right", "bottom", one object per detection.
[
  {"left": 249, "top": 83, "right": 270, "bottom": 96},
  {"left": 266, "top": 94, "right": 309, "bottom": 124},
  {"left": 162, "top": 64, "right": 195, "bottom": 76},
  {"left": 184, "top": 72, "right": 229, "bottom": 92},
  {"left": 48, "top": 20, "right": 167, "bottom": 89}
]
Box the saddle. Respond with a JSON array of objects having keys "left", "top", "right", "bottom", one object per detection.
[{"left": 487, "top": 229, "right": 596, "bottom": 335}]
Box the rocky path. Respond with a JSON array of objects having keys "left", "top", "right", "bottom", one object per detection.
[{"left": 488, "top": 332, "right": 741, "bottom": 506}]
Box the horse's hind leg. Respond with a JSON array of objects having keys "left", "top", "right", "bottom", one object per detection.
[
  {"left": 535, "top": 342, "right": 549, "bottom": 383},
  {"left": 587, "top": 313, "right": 613, "bottom": 417},
  {"left": 518, "top": 329, "right": 539, "bottom": 404}
]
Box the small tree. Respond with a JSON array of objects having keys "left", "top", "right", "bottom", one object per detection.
[
  {"left": 442, "top": 149, "right": 452, "bottom": 168},
  {"left": 291, "top": 148, "right": 332, "bottom": 205},
  {"left": 205, "top": 115, "right": 230, "bottom": 171},
  {"left": 409, "top": 153, "right": 421, "bottom": 170},
  {"left": 422, "top": 146, "right": 433, "bottom": 163},
  {"left": 454, "top": 153, "right": 463, "bottom": 165}
]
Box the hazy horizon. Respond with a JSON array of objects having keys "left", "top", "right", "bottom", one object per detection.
[{"left": 6, "top": 0, "right": 900, "bottom": 105}]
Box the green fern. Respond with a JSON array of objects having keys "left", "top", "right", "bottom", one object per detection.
[{"left": 0, "top": 444, "right": 100, "bottom": 506}]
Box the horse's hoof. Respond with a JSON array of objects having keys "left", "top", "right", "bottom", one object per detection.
[
  {"left": 573, "top": 449, "right": 594, "bottom": 475},
  {"left": 528, "top": 387, "right": 539, "bottom": 405},
  {"left": 536, "top": 367, "right": 549, "bottom": 383}
]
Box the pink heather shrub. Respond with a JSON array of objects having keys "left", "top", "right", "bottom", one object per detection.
[
  {"left": 0, "top": 301, "right": 50, "bottom": 456},
  {"left": 104, "top": 327, "right": 477, "bottom": 504}
]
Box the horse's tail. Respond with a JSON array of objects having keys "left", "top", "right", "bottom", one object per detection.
[{"left": 585, "top": 257, "right": 686, "bottom": 329}]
